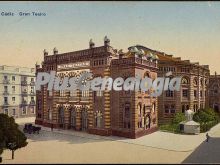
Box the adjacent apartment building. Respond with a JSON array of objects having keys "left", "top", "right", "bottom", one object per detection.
[
  {"left": 35, "top": 37, "right": 158, "bottom": 138},
  {"left": 0, "top": 65, "right": 36, "bottom": 118}
]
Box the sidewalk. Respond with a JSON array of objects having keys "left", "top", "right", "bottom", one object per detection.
[
  {"left": 19, "top": 117, "right": 220, "bottom": 152},
  {"left": 37, "top": 124, "right": 220, "bottom": 152}
]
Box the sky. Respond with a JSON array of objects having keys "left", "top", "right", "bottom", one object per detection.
[{"left": 0, "top": 1, "right": 220, "bottom": 74}]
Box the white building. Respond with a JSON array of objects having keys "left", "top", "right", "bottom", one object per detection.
[{"left": 0, "top": 65, "right": 36, "bottom": 118}]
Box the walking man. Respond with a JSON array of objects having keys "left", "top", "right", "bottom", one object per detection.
[{"left": 206, "top": 133, "right": 210, "bottom": 142}]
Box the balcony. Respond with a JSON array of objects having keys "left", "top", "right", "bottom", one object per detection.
[
  {"left": 30, "top": 81, "right": 35, "bottom": 86},
  {"left": 30, "top": 100, "right": 36, "bottom": 105},
  {"left": 21, "top": 91, "right": 28, "bottom": 96},
  {"left": 3, "top": 102, "right": 9, "bottom": 106},
  {"left": 21, "top": 100, "right": 28, "bottom": 105},
  {"left": 30, "top": 91, "right": 35, "bottom": 95},
  {"left": 3, "top": 79, "right": 10, "bottom": 84},
  {"left": 21, "top": 81, "right": 27, "bottom": 86},
  {"left": 3, "top": 91, "right": 9, "bottom": 95}
]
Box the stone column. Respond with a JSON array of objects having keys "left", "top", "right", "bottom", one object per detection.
[{"left": 103, "top": 67, "right": 111, "bottom": 129}]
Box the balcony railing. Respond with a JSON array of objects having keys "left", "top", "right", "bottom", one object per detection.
[
  {"left": 3, "top": 91, "right": 9, "bottom": 95},
  {"left": 21, "top": 100, "right": 27, "bottom": 105},
  {"left": 21, "top": 81, "right": 27, "bottom": 86},
  {"left": 21, "top": 91, "right": 28, "bottom": 96},
  {"left": 30, "top": 81, "right": 35, "bottom": 86},
  {"left": 3, "top": 79, "right": 10, "bottom": 84},
  {"left": 30, "top": 100, "right": 36, "bottom": 105},
  {"left": 30, "top": 91, "right": 35, "bottom": 95},
  {"left": 3, "top": 102, "right": 9, "bottom": 106}
]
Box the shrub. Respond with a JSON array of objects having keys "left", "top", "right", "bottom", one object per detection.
[
  {"left": 172, "top": 112, "right": 186, "bottom": 124},
  {"left": 193, "top": 108, "right": 220, "bottom": 133}
]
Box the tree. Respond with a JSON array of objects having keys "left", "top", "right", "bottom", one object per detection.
[
  {"left": 0, "top": 114, "right": 28, "bottom": 159},
  {"left": 172, "top": 112, "right": 186, "bottom": 124}
]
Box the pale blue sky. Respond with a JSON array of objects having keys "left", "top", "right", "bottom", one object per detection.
[{"left": 0, "top": 1, "right": 220, "bottom": 74}]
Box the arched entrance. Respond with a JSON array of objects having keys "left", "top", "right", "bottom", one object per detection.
[
  {"left": 69, "top": 108, "right": 76, "bottom": 130},
  {"left": 58, "top": 107, "right": 65, "bottom": 128},
  {"left": 81, "top": 108, "right": 88, "bottom": 131}
]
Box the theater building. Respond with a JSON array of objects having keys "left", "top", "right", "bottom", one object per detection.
[
  {"left": 35, "top": 37, "right": 158, "bottom": 138},
  {"left": 156, "top": 51, "right": 210, "bottom": 124},
  {"left": 209, "top": 72, "right": 220, "bottom": 113}
]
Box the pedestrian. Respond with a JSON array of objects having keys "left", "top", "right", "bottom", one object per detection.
[
  {"left": 206, "top": 133, "right": 210, "bottom": 142},
  {"left": 51, "top": 123, "right": 53, "bottom": 132}
]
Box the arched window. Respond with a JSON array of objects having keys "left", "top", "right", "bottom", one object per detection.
[
  {"left": 152, "top": 102, "right": 156, "bottom": 113},
  {"left": 81, "top": 108, "right": 88, "bottom": 131},
  {"left": 181, "top": 77, "right": 189, "bottom": 84},
  {"left": 200, "top": 78, "right": 203, "bottom": 86},
  {"left": 70, "top": 108, "right": 76, "bottom": 129},
  {"left": 95, "top": 111, "right": 102, "bottom": 128},
  {"left": 193, "top": 78, "right": 198, "bottom": 86},
  {"left": 58, "top": 107, "right": 65, "bottom": 128},
  {"left": 124, "top": 103, "right": 130, "bottom": 129},
  {"left": 138, "top": 103, "right": 142, "bottom": 128},
  {"left": 144, "top": 72, "right": 150, "bottom": 78}
]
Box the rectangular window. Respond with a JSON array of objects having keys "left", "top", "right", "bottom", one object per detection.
[
  {"left": 170, "top": 105, "right": 175, "bottom": 113},
  {"left": 12, "top": 97, "right": 15, "bottom": 102},
  {"left": 96, "top": 90, "right": 103, "bottom": 97},
  {"left": 82, "top": 90, "right": 89, "bottom": 97},
  {"left": 182, "top": 89, "right": 188, "bottom": 97},
  {"left": 164, "top": 105, "right": 169, "bottom": 113},
  {"left": 49, "top": 90, "right": 53, "bottom": 96},
  {"left": 166, "top": 90, "right": 174, "bottom": 97},
  {"left": 4, "top": 109, "right": 8, "bottom": 115},
  {"left": 12, "top": 86, "right": 15, "bottom": 92},
  {"left": 30, "top": 107, "right": 35, "bottom": 114},
  {"left": 12, "top": 76, "right": 15, "bottom": 81},
  {"left": 200, "top": 91, "right": 203, "bottom": 97},
  {"left": 4, "top": 75, "right": 7, "bottom": 80},
  {"left": 60, "top": 90, "right": 65, "bottom": 96},
  {"left": 12, "top": 109, "right": 16, "bottom": 116},
  {"left": 22, "top": 107, "right": 27, "bottom": 115},
  {"left": 31, "top": 78, "right": 34, "bottom": 82},
  {"left": 4, "top": 86, "right": 8, "bottom": 92},
  {"left": 194, "top": 90, "right": 197, "bottom": 98},
  {"left": 4, "top": 97, "right": 8, "bottom": 104}
]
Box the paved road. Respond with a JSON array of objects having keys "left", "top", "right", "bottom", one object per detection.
[
  {"left": 182, "top": 123, "right": 220, "bottom": 163},
  {"left": 2, "top": 129, "right": 191, "bottom": 164},
  {"left": 182, "top": 137, "right": 220, "bottom": 163}
]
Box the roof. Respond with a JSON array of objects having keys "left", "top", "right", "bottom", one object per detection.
[{"left": 132, "top": 45, "right": 209, "bottom": 70}]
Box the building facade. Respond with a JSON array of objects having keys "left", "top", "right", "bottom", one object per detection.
[
  {"left": 156, "top": 52, "right": 210, "bottom": 124},
  {"left": 35, "top": 37, "right": 158, "bottom": 138},
  {"left": 209, "top": 72, "right": 220, "bottom": 113},
  {"left": 0, "top": 65, "right": 36, "bottom": 118}
]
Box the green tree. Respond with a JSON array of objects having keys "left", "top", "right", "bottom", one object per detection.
[
  {"left": 0, "top": 114, "right": 28, "bottom": 160},
  {"left": 172, "top": 112, "right": 186, "bottom": 124}
]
